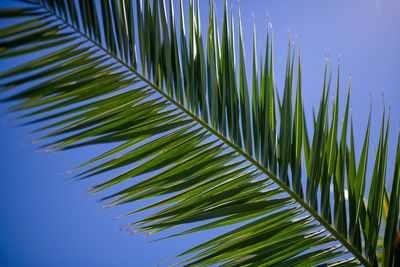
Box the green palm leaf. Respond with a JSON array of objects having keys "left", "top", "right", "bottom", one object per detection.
[{"left": 1, "top": 0, "right": 399, "bottom": 266}]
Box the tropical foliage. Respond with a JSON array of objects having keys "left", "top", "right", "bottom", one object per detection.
[{"left": 0, "top": 0, "right": 399, "bottom": 266}]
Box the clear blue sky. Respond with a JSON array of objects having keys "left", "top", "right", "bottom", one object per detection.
[{"left": 0, "top": 0, "right": 399, "bottom": 266}]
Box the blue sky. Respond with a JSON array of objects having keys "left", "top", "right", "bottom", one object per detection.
[{"left": 0, "top": 0, "right": 399, "bottom": 266}]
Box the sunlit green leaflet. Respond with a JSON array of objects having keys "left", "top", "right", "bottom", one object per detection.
[{"left": 0, "top": 0, "right": 399, "bottom": 266}]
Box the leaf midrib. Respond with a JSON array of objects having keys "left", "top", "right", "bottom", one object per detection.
[{"left": 34, "top": 1, "right": 371, "bottom": 266}]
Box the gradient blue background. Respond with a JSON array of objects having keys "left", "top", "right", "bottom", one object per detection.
[{"left": 1, "top": 0, "right": 399, "bottom": 266}]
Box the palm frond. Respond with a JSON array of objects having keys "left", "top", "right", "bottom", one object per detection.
[{"left": 1, "top": 0, "right": 399, "bottom": 266}]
